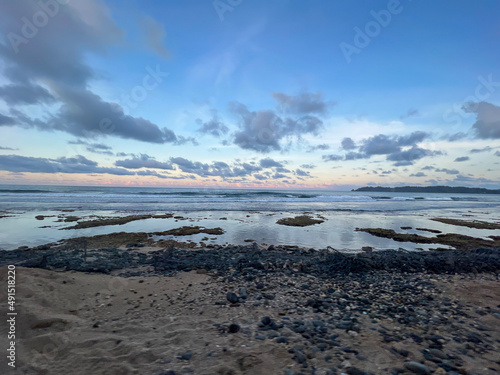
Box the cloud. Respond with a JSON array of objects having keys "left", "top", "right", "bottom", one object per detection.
[
  {"left": 386, "top": 146, "right": 441, "bottom": 166},
  {"left": 294, "top": 169, "right": 311, "bottom": 177},
  {"left": 300, "top": 164, "right": 316, "bottom": 169},
  {"left": 229, "top": 95, "right": 325, "bottom": 153},
  {"left": 341, "top": 137, "right": 356, "bottom": 150},
  {"left": 0, "top": 82, "right": 55, "bottom": 105},
  {"left": 196, "top": 109, "right": 229, "bottom": 137},
  {"left": 68, "top": 139, "right": 113, "bottom": 155},
  {"left": 322, "top": 154, "right": 343, "bottom": 162},
  {"left": 360, "top": 131, "right": 429, "bottom": 156},
  {"left": 435, "top": 168, "right": 460, "bottom": 175},
  {"left": 496, "top": 151, "right": 500, "bottom": 157},
  {"left": 463, "top": 102, "right": 500, "bottom": 139},
  {"left": 115, "top": 154, "right": 174, "bottom": 170},
  {"left": 469, "top": 146, "right": 493, "bottom": 154},
  {"left": 410, "top": 172, "right": 426, "bottom": 177},
  {"left": 0, "top": 113, "right": 15, "bottom": 125},
  {"left": 344, "top": 151, "right": 367, "bottom": 160},
  {"left": 0, "top": 146, "right": 18, "bottom": 151},
  {"left": 0, "top": 154, "right": 134, "bottom": 175},
  {"left": 0, "top": 0, "right": 181, "bottom": 145},
  {"left": 307, "top": 144, "right": 330, "bottom": 152},
  {"left": 443, "top": 132, "right": 467, "bottom": 142},
  {"left": 258, "top": 158, "right": 283, "bottom": 168},
  {"left": 140, "top": 16, "right": 170, "bottom": 59},
  {"left": 399, "top": 108, "right": 419, "bottom": 120},
  {"left": 271, "top": 91, "right": 334, "bottom": 115},
  {"left": 135, "top": 170, "right": 169, "bottom": 179},
  {"left": 48, "top": 86, "right": 178, "bottom": 144},
  {"left": 454, "top": 156, "right": 470, "bottom": 162}
]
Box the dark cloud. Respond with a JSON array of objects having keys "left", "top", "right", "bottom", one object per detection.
[
  {"left": 463, "top": 102, "right": 500, "bottom": 139},
  {"left": 135, "top": 170, "right": 169, "bottom": 179},
  {"left": 0, "top": 1, "right": 182, "bottom": 145},
  {"left": 48, "top": 86, "right": 178, "bottom": 143},
  {"left": 294, "top": 169, "right": 311, "bottom": 177},
  {"left": 68, "top": 139, "right": 113, "bottom": 155},
  {"left": 387, "top": 147, "right": 441, "bottom": 166},
  {"left": 410, "top": 172, "right": 426, "bottom": 177},
  {"left": 422, "top": 165, "right": 435, "bottom": 170},
  {"left": 0, "top": 154, "right": 134, "bottom": 175},
  {"left": 230, "top": 99, "right": 324, "bottom": 153},
  {"left": 495, "top": 151, "right": 500, "bottom": 157},
  {"left": 140, "top": 16, "right": 170, "bottom": 59},
  {"left": 196, "top": 110, "right": 229, "bottom": 137},
  {"left": 271, "top": 91, "right": 334, "bottom": 115},
  {"left": 259, "top": 158, "right": 283, "bottom": 168},
  {"left": 0, "top": 113, "right": 15, "bottom": 125},
  {"left": 300, "top": 164, "right": 316, "bottom": 169},
  {"left": 359, "top": 131, "right": 429, "bottom": 156},
  {"left": 307, "top": 144, "right": 330, "bottom": 152},
  {"left": 322, "top": 154, "right": 343, "bottom": 162},
  {"left": 435, "top": 168, "right": 460, "bottom": 175},
  {"left": 115, "top": 154, "right": 174, "bottom": 170},
  {"left": 0, "top": 83, "right": 55, "bottom": 105},
  {"left": 341, "top": 137, "right": 356, "bottom": 150},
  {"left": 469, "top": 146, "right": 493, "bottom": 154},
  {"left": 344, "top": 151, "right": 367, "bottom": 160},
  {"left": 454, "top": 156, "right": 470, "bottom": 162}
]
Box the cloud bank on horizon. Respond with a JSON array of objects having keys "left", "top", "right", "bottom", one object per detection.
[{"left": 0, "top": 0, "right": 499, "bottom": 189}]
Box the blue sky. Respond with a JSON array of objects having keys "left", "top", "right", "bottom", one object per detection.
[{"left": 0, "top": 0, "right": 499, "bottom": 189}]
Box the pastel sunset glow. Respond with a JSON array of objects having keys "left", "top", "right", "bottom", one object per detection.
[{"left": 0, "top": 0, "right": 499, "bottom": 189}]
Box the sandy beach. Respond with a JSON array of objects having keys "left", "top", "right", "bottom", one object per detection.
[{"left": 1, "top": 240, "right": 500, "bottom": 374}]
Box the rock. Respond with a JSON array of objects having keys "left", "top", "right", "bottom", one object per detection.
[
  {"left": 239, "top": 287, "right": 247, "bottom": 299},
  {"left": 276, "top": 336, "right": 288, "bottom": 344},
  {"left": 342, "top": 360, "right": 352, "bottom": 368},
  {"left": 228, "top": 323, "right": 240, "bottom": 333},
  {"left": 347, "top": 368, "right": 372, "bottom": 375},
  {"left": 347, "top": 330, "right": 358, "bottom": 337},
  {"left": 226, "top": 292, "right": 239, "bottom": 304},
  {"left": 179, "top": 352, "right": 192, "bottom": 360},
  {"left": 261, "top": 316, "right": 272, "bottom": 326},
  {"left": 433, "top": 368, "right": 447, "bottom": 375},
  {"left": 404, "top": 361, "right": 431, "bottom": 375}
]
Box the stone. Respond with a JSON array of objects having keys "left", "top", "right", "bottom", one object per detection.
[
  {"left": 228, "top": 323, "right": 240, "bottom": 333},
  {"left": 179, "top": 352, "right": 192, "bottom": 361},
  {"left": 404, "top": 361, "right": 431, "bottom": 375},
  {"left": 226, "top": 292, "right": 239, "bottom": 304}
]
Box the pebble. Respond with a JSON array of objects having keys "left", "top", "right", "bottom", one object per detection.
[
  {"left": 404, "top": 361, "right": 431, "bottom": 375},
  {"left": 226, "top": 292, "right": 239, "bottom": 304},
  {"left": 179, "top": 352, "right": 192, "bottom": 361},
  {"left": 228, "top": 323, "right": 240, "bottom": 333}
]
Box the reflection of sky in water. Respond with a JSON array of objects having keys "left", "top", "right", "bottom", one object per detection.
[{"left": 0, "top": 208, "right": 498, "bottom": 251}]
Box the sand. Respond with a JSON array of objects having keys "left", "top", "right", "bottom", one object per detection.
[{"left": 1, "top": 252, "right": 499, "bottom": 374}]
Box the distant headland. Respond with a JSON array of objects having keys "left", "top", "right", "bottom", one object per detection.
[{"left": 352, "top": 185, "right": 500, "bottom": 194}]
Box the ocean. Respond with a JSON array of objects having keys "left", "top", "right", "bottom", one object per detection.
[{"left": 1, "top": 184, "right": 499, "bottom": 251}]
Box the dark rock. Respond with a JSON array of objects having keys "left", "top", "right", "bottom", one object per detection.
[
  {"left": 404, "top": 361, "right": 430, "bottom": 375},
  {"left": 226, "top": 292, "right": 239, "bottom": 304},
  {"left": 261, "top": 316, "right": 272, "bottom": 326},
  {"left": 179, "top": 352, "right": 192, "bottom": 361},
  {"left": 228, "top": 323, "right": 240, "bottom": 333}
]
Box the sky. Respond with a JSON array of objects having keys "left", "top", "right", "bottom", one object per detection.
[{"left": 0, "top": 0, "right": 499, "bottom": 189}]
